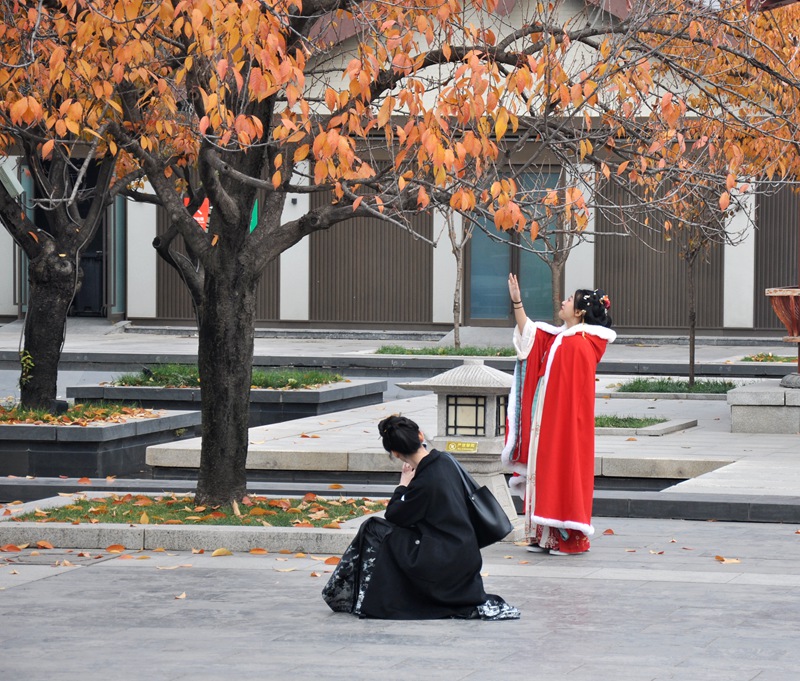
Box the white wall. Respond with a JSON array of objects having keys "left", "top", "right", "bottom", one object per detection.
[
  {"left": 0, "top": 228, "right": 17, "bottom": 316},
  {"left": 723, "top": 189, "right": 756, "bottom": 329},
  {"left": 279, "top": 164, "right": 311, "bottom": 320},
  {"left": 432, "top": 210, "right": 459, "bottom": 324},
  {"left": 125, "top": 183, "right": 158, "bottom": 318},
  {"left": 564, "top": 163, "right": 596, "bottom": 296},
  {"left": 0, "top": 156, "right": 22, "bottom": 316}
]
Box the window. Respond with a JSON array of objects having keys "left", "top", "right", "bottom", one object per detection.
[
  {"left": 446, "top": 395, "right": 486, "bottom": 436},
  {"left": 467, "top": 170, "right": 560, "bottom": 324}
]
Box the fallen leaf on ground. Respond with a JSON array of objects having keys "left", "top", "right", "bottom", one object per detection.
[
  {"left": 602, "top": 528, "right": 615, "bottom": 535},
  {"left": 649, "top": 550, "right": 664, "bottom": 555},
  {"left": 139, "top": 512, "right": 150, "bottom": 525},
  {"left": 249, "top": 548, "right": 268, "bottom": 555},
  {"left": 715, "top": 555, "right": 741, "bottom": 564},
  {"left": 294, "top": 552, "right": 307, "bottom": 558},
  {"left": 106, "top": 544, "right": 125, "bottom": 553},
  {"left": 175, "top": 592, "right": 186, "bottom": 600},
  {"left": 310, "top": 572, "right": 321, "bottom": 577},
  {"left": 274, "top": 568, "right": 296, "bottom": 572},
  {"left": 324, "top": 556, "right": 340, "bottom": 565},
  {"left": 518, "top": 560, "right": 529, "bottom": 565},
  {"left": 36, "top": 541, "right": 53, "bottom": 549},
  {"left": 211, "top": 548, "right": 232, "bottom": 557},
  {"left": 191, "top": 548, "right": 204, "bottom": 554},
  {"left": 322, "top": 522, "right": 341, "bottom": 529},
  {"left": 328, "top": 484, "right": 343, "bottom": 490}
]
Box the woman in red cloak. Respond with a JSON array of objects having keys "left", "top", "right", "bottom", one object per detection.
[{"left": 502, "top": 274, "right": 615, "bottom": 555}]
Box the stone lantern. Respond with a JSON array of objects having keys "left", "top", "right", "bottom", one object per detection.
[{"left": 398, "top": 359, "right": 520, "bottom": 532}]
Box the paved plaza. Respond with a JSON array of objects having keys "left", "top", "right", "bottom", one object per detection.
[
  {"left": 1, "top": 319, "right": 799, "bottom": 680},
  {"left": 2, "top": 517, "right": 799, "bottom": 680}
]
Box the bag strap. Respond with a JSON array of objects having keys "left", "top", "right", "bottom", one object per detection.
[{"left": 443, "top": 452, "right": 479, "bottom": 494}]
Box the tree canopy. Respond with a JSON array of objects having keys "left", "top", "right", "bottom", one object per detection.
[{"left": 2, "top": 0, "right": 800, "bottom": 500}]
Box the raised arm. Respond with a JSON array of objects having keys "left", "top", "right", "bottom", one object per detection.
[{"left": 508, "top": 273, "right": 526, "bottom": 334}]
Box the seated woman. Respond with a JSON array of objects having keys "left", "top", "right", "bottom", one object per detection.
[{"left": 322, "top": 415, "right": 520, "bottom": 620}]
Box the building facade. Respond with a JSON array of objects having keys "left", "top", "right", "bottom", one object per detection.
[{"left": 0, "top": 155, "right": 797, "bottom": 336}]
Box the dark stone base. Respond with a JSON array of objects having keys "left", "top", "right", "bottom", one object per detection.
[
  {"left": 780, "top": 373, "right": 800, "bottom": 389},
  {"left": 0, "top": 412, "right": 201, "bottom": 478},
  {"left": 67, "top": 380, "right": 387, "bottom": 427}
]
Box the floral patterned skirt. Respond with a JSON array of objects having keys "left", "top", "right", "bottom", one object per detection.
[{"left": 322, "top": 517, "right": 520, "bottom": 620}]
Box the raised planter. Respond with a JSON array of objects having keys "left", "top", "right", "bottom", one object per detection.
[
  {"left": 727, "top": 381, "right": 800, "bottom": 434},
  {"left": 0, "top": 410, "right": 201, "bottom": 478},
  {"left": 67, "top": 379, "right": 387, "bottom": 427}
]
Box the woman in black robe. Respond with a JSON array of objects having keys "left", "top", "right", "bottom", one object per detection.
[{"left": 322, "top": 415, "right": 520, "bottom": 620}]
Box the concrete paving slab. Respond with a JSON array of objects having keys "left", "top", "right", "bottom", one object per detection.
[{"left": 2, "top": 517, "right": 800, "bottom": 680}]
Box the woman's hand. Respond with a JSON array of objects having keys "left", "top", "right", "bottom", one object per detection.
[
  {"left": 399, "top": 462, "right": 416, "bottom": 486},
  {"left": 508, "top": 273, "right": 521, "bottom": 302}
]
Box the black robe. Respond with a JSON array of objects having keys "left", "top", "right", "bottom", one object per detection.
[{"left": 358, "top": 449, "right": 488, "bottom": 619}]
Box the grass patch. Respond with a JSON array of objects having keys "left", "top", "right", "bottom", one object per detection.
[
  {"left": 595, "top": 415, "right": 666, "bottom": 428},
  {"left": 0, "top": 402, "right": 157, "bottom": 426},
  {"left": 616, "top": 377, "right": 735, "bottom": 394},
  {"left": 114, "top": 364, "right": 343, "bottom": 389},
  {"left": 376, "top": 345, "right": 516, "bottom": 357},
  {"left": 742, "top": 353, "right": 796, "bottom": 363},
  {"left": 14, "top": 492, "right": 388, "bottom": 528}
]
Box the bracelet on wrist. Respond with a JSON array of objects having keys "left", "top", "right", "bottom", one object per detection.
[{"left": 511, "top": 299, "right": 521, "bottom": 304}]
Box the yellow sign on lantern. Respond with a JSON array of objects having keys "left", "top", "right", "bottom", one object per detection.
[{"left": 445, "top": 441, "right": 478, "bottom": 453}]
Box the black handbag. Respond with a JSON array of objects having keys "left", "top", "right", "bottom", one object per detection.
[{"left": 445, "top": 453, "right": 514, "bottom": 548}]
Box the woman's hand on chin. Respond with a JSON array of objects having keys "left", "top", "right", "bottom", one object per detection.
[{"left": 399, "top": 462, "right": 416, "bottom": 486}]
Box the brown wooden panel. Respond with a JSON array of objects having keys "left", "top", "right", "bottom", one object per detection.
[
  {"left": 155, "top": 208, "right": 279, "bottom": 322},
  {"left": 754, "top": 185, "right": 800, "bottom": 330},
  {"left": 594, "top": 181, "right": 724, "bottom": 331},
  {"left": 308, "top": 193, "right": 433, "bottom": 324}
]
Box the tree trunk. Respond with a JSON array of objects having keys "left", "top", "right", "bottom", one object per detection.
[
  {"left": 446, "top": 212, "right": 463, "bottom": 350},
  {"left": 687, "top": 256, "right": 697, "bottom": 387},
  {"left": 19, "top": 254, "right": 77, "bottom": 410},
  {"left": 550, "top": 260, "right": 565, "bottom": 325},
  {"left": 194, "top": 268, "right": 259, "bottom": 506}
]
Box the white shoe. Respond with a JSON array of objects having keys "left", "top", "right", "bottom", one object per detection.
[{"left": 525, "top": 544, "right": 547, "bottom": 553}]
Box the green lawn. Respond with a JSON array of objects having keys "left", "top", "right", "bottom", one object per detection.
[{"left": 114, "top": 364, "right": 343, "bottom": 389}]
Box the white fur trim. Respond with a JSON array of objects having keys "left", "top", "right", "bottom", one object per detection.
[
  {"left": 560, "top": 323, "right": 616, "bottom": 343},
  {"left": 508, "top": 475, "right": 526, "bottom": 499},
  {"left": 531, "top": 515, "right": 595, "bottom": 537}
]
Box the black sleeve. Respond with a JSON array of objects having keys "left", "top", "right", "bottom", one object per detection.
[{"left": 385, "top": 477, "right": 431, "bottom": 527}]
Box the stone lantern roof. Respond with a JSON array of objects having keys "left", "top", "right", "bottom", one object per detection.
[{"left": 398, "top": 359, "right": 512, "bottom": 395}]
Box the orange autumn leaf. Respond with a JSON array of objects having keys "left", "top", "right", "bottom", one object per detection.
[
  {"left": 249, "top": 548, "right": 268, "bottom": 555},
  {"left": 322, "top": 522, "right": 341, "bottom": 529},
  {"left": 249, "top": 508, "right": 277, "bottom": 516},
  {"left": 36, "top": 541, "right": 54, "bottom": 549},
  {"left": 106, "top": 544, "right": 125, "bottom": 553},
  {"left": 77, "top": 477, "right": 92, "bottom": 485},
  {"left": 278, "top": 549, "right": 292, "bottom": 554},
  {"left": 715, "top": 555, "right": 741, "bottom": 564},
  {"left": 324, "top": 556, "right": 341, "bottom": 565},
  {"left": 328, "top": 484, "right": 343, "bottom": 490},
  {"left": 211, "top": 548, "right": 232, "bottom": 557},
  {"left": 602, "top": 529, "right": 615, "bottom": 535},
  {"left": 1, "top": 544, "right": 22, "bottom": 552}
]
